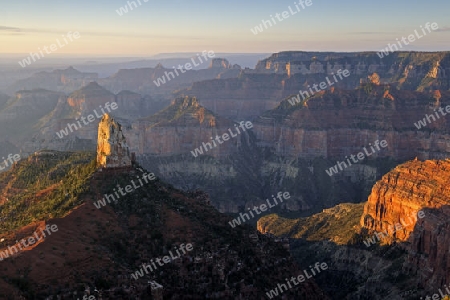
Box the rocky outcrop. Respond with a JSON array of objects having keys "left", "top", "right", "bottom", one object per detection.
[
  {"left": 64, "top": 82, "right": 155, "bottom": 121},
  {"left": 115, "top": 90, "right": 155, "bottom": 118},
  {"left": 97, "top": 114, "right": 131, "bottom": 168},
  {"left": 361, "top": 158, "right": 450, "bottom": 290},
  {"left": 21, "top": 82, "right": 161, "bottom": 154},
  {"left": 0, "top": 89, "right": 62, "bottom": 123}
]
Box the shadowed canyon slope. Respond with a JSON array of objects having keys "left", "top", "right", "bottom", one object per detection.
[{"left": 257, "top": 158, "right": 450, "bottom": 299}]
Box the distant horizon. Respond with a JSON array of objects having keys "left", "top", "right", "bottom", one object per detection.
[
  {"left": 0, "top": 52, "right": 271, "bottom": 58},
  {"left": 2, "top": 49, "right": 450, "bottom": 58},
  {"left": 2, "top": 50, "right": 450, "bottom": 71}
]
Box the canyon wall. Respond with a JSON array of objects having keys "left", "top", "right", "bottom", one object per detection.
[
  {"left": 182, "top": 51, "right": 449, "bottom": 120},
  {"left": 256, "top": 158, "right": 450, "bottom": 298},
  {"left": 254, "top": 52, "right": 449, "bottom": 88},
  {"left": 253, "top": 86, "right": 450, "bottom": 161},
  {"left": 361, "top": 159, "right": 450, "bottom": 290}
]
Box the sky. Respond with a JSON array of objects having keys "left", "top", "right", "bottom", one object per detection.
[{"left": 1, "top": 0, "right": 449, "bottom": 56}]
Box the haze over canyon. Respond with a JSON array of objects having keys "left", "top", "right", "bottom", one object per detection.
[{"left": 1, "top": 0, "right": 449, "bottom": 299}]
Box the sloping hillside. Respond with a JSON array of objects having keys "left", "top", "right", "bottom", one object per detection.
[{"left": 0, "top": 151, "right": 327, "bottom": 299}]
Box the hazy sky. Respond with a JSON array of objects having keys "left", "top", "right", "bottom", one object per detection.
[{"left": 1, "top": 0, "right": 449, "bottom": 56}]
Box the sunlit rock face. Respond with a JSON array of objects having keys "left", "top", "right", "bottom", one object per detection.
[
  {"left": 97, "top": 113, "right": 131, "bottom": 168},
  {"left": 361, "top": 158, "right": 450, "bottom": 288}
]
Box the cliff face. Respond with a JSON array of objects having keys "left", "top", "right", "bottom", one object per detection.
[
  {"left": 209, "top": 58, "right": 231, "bottom": 69},
  {"left": 15, "top": 54, "right": 450, "bottom": 217},
  {"left": 26, "top": 92, "right": 398, "bottom": 214},
  {"left": 361, "top": 159, "right": 450, "bottom": 289},
  {"left": 179, "top": 51, "right": 449, "bottom": 120},
  {"left": 35, "top": 76, "right": 450, "bottom": 162},
  {"left": 253, "top": 86, "right": 450, "bottom": 161},
  {"left": 63, "top": 82, "right": 155, "bottom": 121},
  {"left": 97, "top": 114, "right": 132, "bottom": 168},
  {"left": 254, "top": 51, "right": 450, "bottom": 90},
  {"left": 115, "top": 90, "right": 151, "bottom": 118},
  {"left": 24, "top": 85, "right": 450, "bottom": 216},
  {"left": 256, "top": 159, "right": 450, "bottom": 298}
]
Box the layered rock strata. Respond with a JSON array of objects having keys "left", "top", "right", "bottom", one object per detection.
[
  {"left": 253, "top": 86, "right": 450, "bottom": 161},
  {"left": 254, "top": 51, "right": 449, "bottom": 87},
  {"left": 361, "top": 159, "right": 450, "bottom": 289}
]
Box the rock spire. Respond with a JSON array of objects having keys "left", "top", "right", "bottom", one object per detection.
[{"left": 97, "top": 114, "right": 131, "bottom": 168}]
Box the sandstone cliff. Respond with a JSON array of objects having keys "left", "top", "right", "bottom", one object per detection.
[
  {"left": 361, "top": 158, "right": 450, "bottom": 289},
  {"left": 256, "top": 159, "right": 450, "bottom": 298}
]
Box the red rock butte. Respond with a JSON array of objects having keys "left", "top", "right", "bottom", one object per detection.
[{"left": 361, "top": 159, "right": 450, "bottom": 240}]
